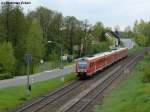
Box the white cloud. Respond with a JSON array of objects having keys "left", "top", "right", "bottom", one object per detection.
[{"left": 77, "top": 0, "right": 105, "bottom": 5}]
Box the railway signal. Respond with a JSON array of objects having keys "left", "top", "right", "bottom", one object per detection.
[{"left": 24, "top": 53, "right": 32, "bottom": 95}]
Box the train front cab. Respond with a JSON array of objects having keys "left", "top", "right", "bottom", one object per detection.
[{"left": 76, "top": 58, "right": 92, "bottom": 78}]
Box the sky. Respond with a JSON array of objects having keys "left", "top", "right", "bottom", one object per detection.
[{"left": 1, "top": 0, "right": 150, "bottom": 30}]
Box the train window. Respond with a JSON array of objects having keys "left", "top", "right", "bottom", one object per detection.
[{"left": 78, "top": 62, "right": 87, "bottom": 69}]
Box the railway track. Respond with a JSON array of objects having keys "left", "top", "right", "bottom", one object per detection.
[
  {"left": 16, "top": 48, "right": 149, "bottom": 112},
  {"left": 57, "top": 48, "right": 148, "bottom": 112},
  {"left": 16, "top": 58, "right": 127, "bottom": 112},
  {"left": 16, "top": 80, "right": 83, "bottom": 112}
]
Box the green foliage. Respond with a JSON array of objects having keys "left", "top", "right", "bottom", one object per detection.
[
  {"left": 0, "top": 4, "right": 111, "bottom": 78},
  {"left": 141, "top": 52, "right": 150, "bottom": 83},
  {"left": 92, "top": 41, "right": 109, "bottom": 54},
  {"left": 49, "top": 50, "right": 59, "bottom": 61},
  {"left": 25, "top": 20, "right": 45, "bottom": 64},
  {"left": 95, "top": 52, "right": 150, "bottom": 112},
  {"left": 128, "top": 44, "right": 143, "bottom": 54},
  {"left": 0, "top": 42, "right": 15, "bottom": 73},
  {"left": 63, "top": 16, "right": 82, "bottom": 55},
  {"left": 142, "top": 67, "right": 150, "bottom": 83},
  {"left": 0, "top": 4, "right": 30, "bottom": 75},
  {"left": 0, "top": 73, "right": 13, "bottom": 80},
  {"left": 92, "top": 22, "right": 106, "bottom": 41},
  {"left": 33, "top": 61, "right": 58, "bottom": 73},
  {"left": 134, "top": 34, "right": 148, "bottom": 46},
  {"left": 24, "top": 19, "right": 46, "bottom": 74},
  {"left": 0, "top": 72, "right": 75, "bottom": 112},
  {"left": 28, "top": 7, "right": 54, "bottom": 40},
  {"left": 133, "top": 20, "right": 150, "bottom": 46}
]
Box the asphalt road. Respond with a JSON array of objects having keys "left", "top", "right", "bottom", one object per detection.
[
  {"left": 0, "top": 39, "right": 135, "bottom": 89},
  {"left": 0, "top": 64, "right": 75, "bottom": 89}
]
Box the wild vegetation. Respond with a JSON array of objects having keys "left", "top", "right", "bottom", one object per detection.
[
  {"left": 0, "top": 72, "right": 76, "bottom": 112},
  {"left": 0, "top": 4, "right": 150, "bottom": 79},
  {"left": 0, "top": 4, "right": 111, "bottom": 79},
  {"left": 95, "top": 51, "right": 150, "bottom": 112},
  {"left": 122, "top": 20, "right": 150, "bottom": 46}
]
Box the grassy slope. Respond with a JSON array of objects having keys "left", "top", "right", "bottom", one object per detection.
[
  {"left": 0, "top": 73, "right": 76, "bottom": 112},
  {"left": 128, "top": 44, "right": 143, "bottom": 54},
  {"left": 95, "top": 51, "right": 150, "bottom": 112}
]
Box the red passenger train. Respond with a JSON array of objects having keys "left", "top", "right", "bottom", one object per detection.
[{"left": 75, "top": 48, "right": 128, "bottom": 78}]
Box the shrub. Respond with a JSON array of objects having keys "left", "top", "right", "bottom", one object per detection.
[
  {"left": 142, "top": 52, "right": 150, "bottom": 83},
  {"left": 134, "top": 34, "right": 149, "bottom": 46},
  {"left": 145, "top": 51, "right": 150, "bottom": 59},
  {"left": 142, "top": 67, "right": 150, "bottom": 83},
  {"left": 0, "top": 42, "right": 15, "bottom": 73},
  {"left": 92, "top": 41, "right": 109, "bottom": 54},
  {"left": 0, "top": 73, "right": 13, "bottom": 80}
]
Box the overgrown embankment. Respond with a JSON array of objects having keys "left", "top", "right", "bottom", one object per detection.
[
  {"left": 95, "top": 51, "right": 150, "bottom": 112},
  {"left": 0, "top": 73, "right": 76, "bottom": 112}
]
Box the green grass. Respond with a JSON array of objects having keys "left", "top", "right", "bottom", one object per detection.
[
  {"left": 95, "top": 51, "right": 150, "bottom": 112},
  {"left": 128, "top": 44, "right": 143, "bottom": 54},
  {"left": 33, "top": 61, "right": 74, "bottom": 73},
  {"left": 0, "top": 72, "right": 76, "bottom": 112}
]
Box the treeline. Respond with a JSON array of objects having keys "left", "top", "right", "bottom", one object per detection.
[
  {"left": 0, "top": 4, "right": 110, "bottom": 78},
  {"left": 133, "top": 20, "right": 150, "bottom": 46},
  {"left": 122, "top": 20, "right": 150, "bottom": 46}
]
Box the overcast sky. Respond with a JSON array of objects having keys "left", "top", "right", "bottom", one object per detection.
[{"left": 1, "top": 0, "right": 150, "bottom": 30}]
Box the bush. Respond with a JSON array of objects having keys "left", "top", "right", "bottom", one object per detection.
[
  {"left": 142, "top": 66, "right": 150, "bottom": 83},
  {"left": 145, "top": 51, "right": 150, "bottom": 59},
  {"left": 134, "top": 34, "right": 149, "bottom": 46},
  {"left": 142, "top": 52, "right": 150, "bottom": 83},
  {"left": 0, "top": 42, "right": 15, "bottom": 73},
  {"left": 0, "top": 73, "right": 13, "bottom": 80},
  {"left": 92, "top": 41, "right": 109, "bottom": 54}
]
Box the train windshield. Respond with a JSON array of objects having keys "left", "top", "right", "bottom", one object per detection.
[{"left": 78, "top": 62, "right": 87, "bottom": 69}]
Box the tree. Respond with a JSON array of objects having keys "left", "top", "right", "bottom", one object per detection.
[
  {"left": 73, "top": 21, "right": 85, "bottom": 57},
  {"left": 25, "top": 20, "right": 45, "bottom": 68},
  {"left": 28, "top": 7, "right": 54, "bottom": 41},
  {"left": 0, "top": 42, "right": 15, "bottom": 73},
  {"left": 134, "top": 34, "right": 148, "bottom": 46},
  {"left": 91, "top": 22, "right": 105, "bottom": 41},
  {"left": 48, "top": 12, "right": 63, "bottom": 42},
  {"left": 63, "top": 16, "right": 78, "bottom": 55},
  {"left": 0, "top": 5, "right": 113, "bottom": 77},
  {"left": 0, "top": 4, "right": 29, "bottom": 75},
  {"left": 28, "top": 7, "right": 64, "bottom": 60},
  {"left": 45, "top": 12, "right": 63, "bottom": 60},
  {"left": 133, "top": 20, "right": 150, "bottom": 46}
]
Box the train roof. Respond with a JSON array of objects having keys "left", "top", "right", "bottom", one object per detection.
[{"left": 77, "top": 47, "right": 127, "bottom": 61}]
